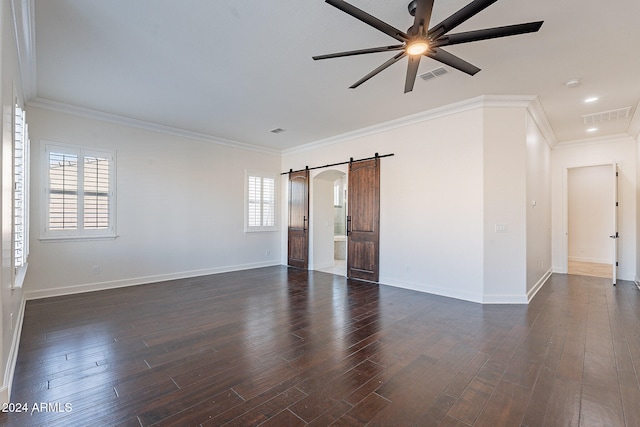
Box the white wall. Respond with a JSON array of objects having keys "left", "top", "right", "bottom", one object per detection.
[
  {"left": 551, "top": 136, "right": 636, "bottom": 280},
  {"left": 526, "top": 112, "right": 552, "bottom": 296},
  {"left": 482, "top": 107, "right": 528, "bottom": 302},
  {"left": 0, "top": 0, "right": 28, "bottom": 403},
  {"left": 282, "top": 100, "right": 552, "bottom": 303},
  {"left": 285, "top": 103, "right": 520, "bottom": 303},
  {"left": 568, "top": 165, "right": 614, "bottom": 263},
  {"left": 24, "top": 107, "right": 282, "bottom": 298}
]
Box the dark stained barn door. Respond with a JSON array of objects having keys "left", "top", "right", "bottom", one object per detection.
[
  {"left": 288, "top": 170, "right": 309, "bottom": 269},
  {"left": 347, "top": 158, "right": 380, "bottom": 282}
]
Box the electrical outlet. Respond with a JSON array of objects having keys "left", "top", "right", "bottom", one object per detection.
[
  {"left": 91, "top": 265, "right": 101, "bottom": 275},
  {"left": 266, "top": 250, "right": 271, "bottom": 256}
]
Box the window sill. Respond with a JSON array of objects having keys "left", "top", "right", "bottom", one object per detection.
[
  {"left": 244, "top": 228, "right": 278, "bottom": 233},
  {"left": 12, "top": 263, "right": 28, "bottom": 289},
  {"left": 40, "top": 234, "right": 118, "bottom": 243}
]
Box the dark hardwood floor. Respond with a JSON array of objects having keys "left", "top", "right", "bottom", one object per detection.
[{"left": 2, "top": 267, "right": 639, "bottom": 426}]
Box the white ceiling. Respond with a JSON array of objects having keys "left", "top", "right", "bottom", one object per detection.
[{"left": 23, "top": 0, "right": 640, "bottom": 152}]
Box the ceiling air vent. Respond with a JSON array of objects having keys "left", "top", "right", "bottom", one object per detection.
[
  {"left": 419, "top": 67, "right": 448, "bottom": 82},
  {"left": 582, "top": 107, "right": 632, "bottom": 125}
]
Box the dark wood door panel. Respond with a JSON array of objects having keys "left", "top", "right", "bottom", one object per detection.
[
  {"left": 348, "top": 159, "right": 380, "bottom": 282},
  {"left": 350, "top": 172, "right": 377, "bottom": 233},
  {"left": 288, "top": 234, "right": 308, "bottom": 266},
  {"left": 349, "top": 239, "right": 377, "bottom": 276},
  {"left": 288, "top": 170, "right": 309, "bottom": 269}
]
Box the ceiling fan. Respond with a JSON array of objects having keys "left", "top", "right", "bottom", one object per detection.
[{"left": 313, "top": 0, "right": 543, "bottom": 93}]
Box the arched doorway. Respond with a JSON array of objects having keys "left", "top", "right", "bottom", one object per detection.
[{"left": 312, "top": 168, "right": 347, "bottom": 276}]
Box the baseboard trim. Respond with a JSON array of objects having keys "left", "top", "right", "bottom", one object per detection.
[
  {"left": 380, "top": 272, "right": 553, "bottom": 305},
  {"left": 527, "top": 269, "right": 553, "bottom": 303},
  {"left": 25, "top": 261, "right": 281, "bottom": 300},
  {"left": 2, "top": 296, "right": 27, "bottom": 404},
  {"left": 379, "top": 276, "right": 484, "bottom": 304},
  {"left": 567, "top": 256, "right": 611, "bottom": 264}
]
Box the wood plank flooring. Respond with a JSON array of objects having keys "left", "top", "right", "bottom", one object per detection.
[
  {"left": 567, "top": 260, "right": 613, "bottom": 279},
  {"left": 2, "top": 267, "right": 639, "bottom": 426}
]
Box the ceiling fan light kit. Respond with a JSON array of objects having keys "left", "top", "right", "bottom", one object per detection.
[
  {"left": 406, "top": 40, "right": 430, "bottom": 55},
  {"left": 314, "top": 0, "right": 543, "bottom": 93}
]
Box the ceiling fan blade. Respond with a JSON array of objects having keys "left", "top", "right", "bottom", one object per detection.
[
  {"left": 427, "top": 47, "right": 480, "bottom": 75},
  {"left": 404, "top": 55, "right": 421, "bottom": 93},
  {"left": 350, "top": 51, "right": 407, "bottom": 89},
  {"left": 434, "top": 21, "right": 543, "bottom": 47},
  {"left": 410, "top": 0, "right": 435, "bottom": 35},
  {"left": 428, "top": 0, "right": 498, "bottom": 40},
  {"left": 313, "top": 45, "right": 405, "bottom": 60},
  {"left": 326, "top": 0, "right": 409, "bottom": 42}
]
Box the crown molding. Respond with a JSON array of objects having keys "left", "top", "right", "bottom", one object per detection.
[
  {"left": 10, "top": 0, "right": 37, "bottom": 101},
  {"left": 27, "top": 97, "right": 281, "bottom": 155},
  {"left": 627, "top": 99, "right": 640, "bottom": 139},
  {"left": 283, "top": 95, "right": 555, "bottom": 156},
  {"left": 526, "top": 97, "right": 558, "bottom": 148},
  {"left": 26, "top": 94, "right": 562, "bottom": 156},
  {"left": 553, "top": 133, "right": 634, "bottom": 149}
]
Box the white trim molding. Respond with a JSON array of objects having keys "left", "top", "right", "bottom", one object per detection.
[
  {"left": 553, "top": 133, "right": 635, "bottom": 149},
  {"left": 27, "top": 98, "right": 281, "bottom": 156},
  {"left": 10, "top": 0, "right": 36, "bottom": 101},
  {"left": 25, "top": 261, "right": 281, "bottom": 300},
  {"left": 1, "top": 297, "right": 26, "bottom": 404},
  {"left": 527, "top": 269, "right": 553, "bottom": 303},
  {"left": 628, "top": 99, "right": 640, "bottom": 138},
  {"left": 283, "top": 95, "right": 556, "bottom": 155}
]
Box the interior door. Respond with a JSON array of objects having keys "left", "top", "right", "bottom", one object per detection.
[
  {"left": 347, "top": 158, "right": 380, "bottom": 282},
  {"left": 611, "top": 164, "right": 619, "bottom": 285},
  {"left": 288, "top": 170, "right": 309, "bottom": 269}
]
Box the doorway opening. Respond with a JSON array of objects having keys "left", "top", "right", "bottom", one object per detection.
[
  {"left": 312, "top": 169, "right": 347, "bottom": 277},
  {"left": 566, "top": 164, "right": 617, "bottom": 281}
]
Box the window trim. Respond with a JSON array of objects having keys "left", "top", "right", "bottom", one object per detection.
[
  {"left": 41, "top": 141, "right": 117, "bottom": 242},
  {"left": 244, "top": 171, "right": 277, "bottom": 233}
]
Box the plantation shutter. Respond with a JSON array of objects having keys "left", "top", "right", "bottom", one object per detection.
[
  {"left": 84, "top": 155, "right": 110, "bottom": 229},
  {"left": 14, "top": 106, "right": 29, "bottom": 268},
  {"left": 45, "top": 143, "right": 115, "bottom": 238},
  {"left": 247, "top": 175, "right": 276, "bottom": 231},
  {"left": 49, "top": 151, "right": 79, "bottom": 231}
]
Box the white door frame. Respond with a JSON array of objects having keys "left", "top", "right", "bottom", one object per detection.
[{"left": 561, "top": 161, "right": 619, "bottom": 280}]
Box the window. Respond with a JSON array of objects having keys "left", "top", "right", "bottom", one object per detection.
[
  {"left": 43, "top": 142, "right": 116, "bottom": 240},
  {"left": 245, "top": 172, "right": 276, "bottom": 232},
  {"left": 13, "top": 102, "right": 30, "bottom": 287}
]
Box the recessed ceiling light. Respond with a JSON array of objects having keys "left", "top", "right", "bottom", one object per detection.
[
  {"left": 586, "top": 127, "right": 598, "bottom": 133},
  {"left": 584, "top": 96, "right": 599, "bottom": 103},
  {"left": 270, "top": 128, "right": 285, "bottom": 134}
]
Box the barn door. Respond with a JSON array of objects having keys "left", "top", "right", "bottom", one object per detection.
[
  {"left": 288, "top": 170, "right": 309, "bottom": 269},
  {"left": 347, "top": 158, "right": 380, "bottom": 282}
]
